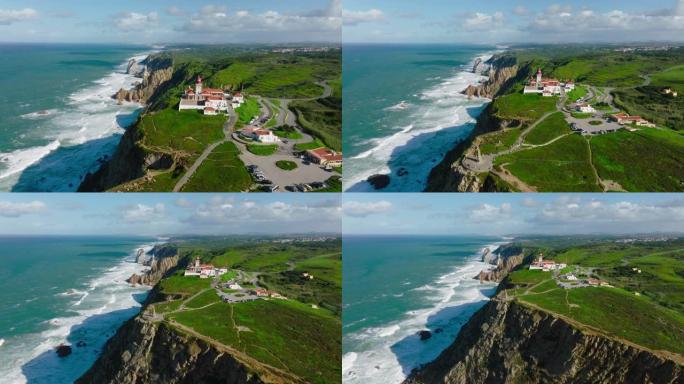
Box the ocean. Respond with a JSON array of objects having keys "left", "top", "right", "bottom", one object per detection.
[
  {"left": 343, "top": 44, "right": 496, "bottom": 192},
  {"left": 0, "top": 43, "right": 151, "bottom": 192},
  {"left": 0, "top": 236, "right": 158, "bottom": 384},
  {"left": 342, "top": 235, "right": 504, "bottom": 384}
]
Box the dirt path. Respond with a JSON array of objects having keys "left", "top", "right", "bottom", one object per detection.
[{"left": 491, "top": 166, "right": 537, "bottom": 192}]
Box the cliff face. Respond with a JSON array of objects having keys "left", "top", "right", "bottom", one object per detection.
[
  {"left": 425, "top": 56, "right": 530, "bottom": 192},
  {"left": 76, "top": 316, "right": 265, "bottom": 384},
  {"left": 476, "top": 244, "right": 526, "bottom": 283},
  {"left": 404, "top": 299, "right": 684, "bottom": 384},
  {"left": 115, "top": 57, "right": 173, "bottom": 103},
  {"left": 128, "top": 244, "right": 179, "bottom": 286}
]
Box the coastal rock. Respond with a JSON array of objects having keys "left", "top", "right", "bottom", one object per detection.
[
  {"left": 128, "top": 245, "right": 179, "bottom": 286},
  {"left": 418, "top": 330, "right": 432, "bottom": 341},
  {"left": 126, "top": 59, "right": 146, "bottom": 77},
  {"left": 476, "top": 244, "right": 525, "bottom": 283},
  {"left": 76, "top": 315, "right": 266, "bottom": 384},
  {"left": 403, "top": 299, "right": 684, "bottom": 384},
  {"left": 56, "top": 344, "right": 72, "bottom": 357},
  {"left": 115, "top": 65, "right": 172, "bottom": 103},
  {"left": 471, "top": 57, "right": 490, "bottom": 75},
  {"left": 367, "top": 174, "right": 391, "bottom": 190},
  {"left": 135, "top": 248, "right": 148, "bottom": 265}
]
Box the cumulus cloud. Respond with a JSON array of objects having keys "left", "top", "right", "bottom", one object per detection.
[
  {"left": 0, "top": 201, "right": 46, "bottom": 217},
  {"left": 343, "top": 200, "right": 392, "bottom": 218},
  {"left": 114, "top": 11, "right": 159, "bottom": 31},
  {"left": 121, "top": 203, "right": 166, "bottom": 223},
  {"left": 343, "top": 8, "right": 384, "bottom": 26},
  {"left": 186, "top": 197, "right": 340, "bottom": 225},
  {"left": 525, "top": 3, "right": 684, "bottom": 36},
  {"left": 469, "top": 203, "right": 512, "bottom": 222},
  {"left": 0, "top": 8, "right": 37, "bottom": 25},
  {"left": 463, "top": 12, "right": 504, "bottom": 31},
  {"left": 178, "top": 2, "right": 341, "bottom": 35}
]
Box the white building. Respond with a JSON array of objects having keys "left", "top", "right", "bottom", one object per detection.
[
  {"left": 576, "top": 103, "right": 595, "bottom": 114},
  {"left": 529, "top": 253, "right": 567, "bottom": 271},
  {"left": 523, "top": 68, "right": 573, "bottom": 97},
  {"left": 240, "top": 127, "right": 280, "bottom": 144},
  {"left": 184, "top": 256, "right": 228, "bottom": 278},
  {"left": 178, "top": 76, "right": 238, "bottom": 113}
]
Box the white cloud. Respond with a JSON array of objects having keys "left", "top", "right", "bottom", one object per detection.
[
  {"left": 114, "top": 11, "right": 159, "bottom": 31},
  {"left": 122, "top": 203, "right": 166, "bottom": 223},
  {"left": 0, "top": 8, "right": 37, "bottom": 25},
  {"left": 463, "top": 12, "right": 504, "bottom": 31},
  {"left": 178, "top": 2, "right": 341, "bottom": 35},
  {"left": 343, "top": 200, "right": 392, "bottom": 217},
  {"left": 187, "top": 197, "right": 340, "bottom": 225},
  {"left": 469, "top": 203, "right": 512, "bottom": 222},
  {"left": 343, "top": 8, "right": 384, "bottom": 26},
  {"left": 174, "top": 198, "right": 194, "bottom": 208},
  {"left": 166, "top": 6, "right": 186, "bottom": 17},
  {"left": 513, "top": 6, "right": 529, "bottom": 16},
  {"left": 0, "top": 201, "right": 46, "bottom": 217}
]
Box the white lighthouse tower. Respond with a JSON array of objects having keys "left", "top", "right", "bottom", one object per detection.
[
  {"left": 536, "top": 68, "right": 543, "bottom": 89},
  {"left": 195, "top": 76, "right": 203, "bottom": 95}
]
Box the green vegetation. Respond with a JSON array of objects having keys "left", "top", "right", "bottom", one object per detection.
[
  {"left": 246, "top": 144, "right": 278, "bottom": 156},
  {"left": 590, "top": 128, "right": 684, "bottom": 191},
  {"left": 571, "top": 112, "right": 593, "bottom": 119},
  {"left": 275, "top": 160, "right": 298, "bottom": 171},
  {"left": 185, "top": 289, "right": 221, "bottom": 309},
  {"left": 318, "top": 176, "right": 342, "bottom": 192},
  {"left": 496, "top": 134, "right": 601, "bottom": 192},
  {"left": 291, "top": 97, "right": 342, "bottom": 151},
  {"left": 183, "top": 142, "right": 253, "bottom": 192},
  {"left": 589, "top": 120, "right": 603, "bottom": 125},
  {"left": 294, "top": 138, "right": 326, "bottom": 151},
  {"left": 153, "top": 299, "right": 182, "bottom": 314},
  {"left": 210, "top": 62, "right": 257, "bottom": 89},
  {"left": 160, "top": 272, "right": 212, "bottom": 296},
  {"left": 271, "top": 125, "right": 303, "bottom": 139},
  {"left": 650, "top": 64, "right": 684, "bottom": 93},
  {"left": 140, "top": 110, "right": 225, "bottom": 155},
  {"left": 506, "top": 238, "right": 684, "bottom": 356},
  {"left": 235, "top": 97, "right": 260, "bottom": 127},
  {"left": 524, "top": 112, "right": 571, "bottom": 145},
  {"left": 614, "top": 86, "right": 684, "bottom": 131},
  {"left": 479, "top": 128, "right": 522, "bottom": 155},
  {"left": 493, "top": 93, "right": 557, "bottom": 121},
  {"left": 566, "top": 85, "right": 587, "bottom": 102}
]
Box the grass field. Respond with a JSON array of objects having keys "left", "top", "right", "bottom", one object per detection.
[
  {"left": 565, "top": 85, "right": 588, "bottom": 102},
  {"left": 294, "top": 138, "right": 327, "bottom": 151},
  {"left": 209, "top": 62, "right": 257, "bottom": 89},
  {"left": 650, "top": 64, "right": 684, "bottom": 93},
  {"left": 613, "top": 86, "right": 684, "bottom": 131},
  {"left": 571, "top": 112, "right": 593, "bottom": 119},
  {"left": 524, "top": 112, "right": 571, "bottom": 145},
  {"left": 271, "top": 125, "right": 303, "bottom": 139},
  {"left": 246, "top": 144, "right": 278, "bottom": 156},
  {"left": 590, "top": 128, "right": 684, "bottom": 191},
  {"left": 160, "top": 272, "right": 212, "bottom": 296},
  {"left": 275, "top": 160, "right": 297, "bottom": 170},
  {"left": 291, "top": 97, "right": 342, "bottom": 151},
  {"left": 479, "top": 128, "right": 522, "bottom": 155},
  {"left": 235, "top": 97, "right": 260, "bottom": 127},
  {"left": 139, "top": 110, "right": 225, "bottom": 155},
  {"left": 182, "top": 142, "right": 253, "bottom": 192},
  {"left": 495, "top": 134, "right": 601, "bottom": 192},
  {"left": 185, "top": 289, "right": 221, "bottom": 309},
  {"left": 493, "top": 93, "right": 558, "bottom": 121}
]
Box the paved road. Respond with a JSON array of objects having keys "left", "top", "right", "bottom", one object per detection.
[{"left": 172, "top": 110, "right": 238, "bottom": 192}]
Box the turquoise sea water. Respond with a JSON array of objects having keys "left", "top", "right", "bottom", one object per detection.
[
  {"left": 343, "top": 44, "right": 495, "bottom": 192},
  {"left": 0, "top": 44, "right": 149, "bottom": 191},
  {"left": 342, "top": 235, "right": 502, "bottom": 384},
  {"left": 0, "top": 236, "right": 157, "bottom": 383}
]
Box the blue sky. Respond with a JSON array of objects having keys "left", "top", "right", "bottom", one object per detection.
[
  {"left": 0, "top": 0, "right": 341, "bottom": 43},
  {"left": 343, "top": 194, "right": 684, "bottom": 236},
  {"left": 343, "top": 0, "right": 684, "bottom": 43},
  {"left": 0, "top": 194, "right": 341, "bottom": 236}
]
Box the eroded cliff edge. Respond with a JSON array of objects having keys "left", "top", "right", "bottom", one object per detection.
[
  {"left": 425, "top": 55, "right": 531, "bottom": 192},
  {"left": 403, "top": 290, "right": 684, "bottom": 384}
]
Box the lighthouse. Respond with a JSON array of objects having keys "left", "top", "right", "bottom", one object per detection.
[
  {"left": 195, "top": 76, "right": 203, "bottom": 95},
  {"left": 536, "top": 68, "right": 543, "bottom": 89}
]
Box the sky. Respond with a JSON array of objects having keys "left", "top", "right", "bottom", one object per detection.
[
  {"left": 0, "top": 0, "right": 341, "bottom": 44},
  {"left": 343, "top": 0, "right": 684, "bottom": 44},
  {"left": 0, "top": 194, "right": 341, "bottom": 236},
  {"left": 342, "top": 194, "right": 684, "bottom": 236}
]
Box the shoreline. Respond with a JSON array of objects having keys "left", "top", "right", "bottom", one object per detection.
[
  {"left": 0, "top": 50, "right": 152, "bottom": 192},
  {"left": 344, "top": 51, "right": 495, "bottom": 192},
  {"left": 342, "top": 239, "right": 508, "bottom": 384},
  {"left": 1, "top": 241, "right": 160, "bottom": 384}
]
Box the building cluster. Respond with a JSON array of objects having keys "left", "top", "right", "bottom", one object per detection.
[
  {"left": 254, "top": 288, "right": 287, "bottom": 300},
  {"left": 575, "top": 103, "right": 595, "bottom": 114},
  {"left": 610, "top": 113, "right": 656, "bottom": 128},
  {"left": 178, "top": 76, "right": 245, "bottom": 115},
  {"left": 663, "top": 88, "right": 679, "bottom": 97},
  {"left": 529, "top": 253, "right": 567, "bottom": 272},
  {"left": 184, "top": 256, "right": 229, "bottom": 279},
  {"left": 523, "top": 69, "right": 575, "bottom": 97}
]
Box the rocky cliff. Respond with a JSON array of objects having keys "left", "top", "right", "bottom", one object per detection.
[
  {"left": 76, "top": 315, "right": 267, "bottom": 384},
  {"left": 476, "top": 244, "right": 526, "bottom": 283},
  {"left": 425, "top": 56, "right": 531, "bottom": 192},
  {"left": 128, "top": 244, "right": 179, "bottom": 286},
  {"left": 403, "top": 299, "right": 684, "bottom": 384},
  {"left": 115, "top": 56, "right": 173, "bottom": 103}
]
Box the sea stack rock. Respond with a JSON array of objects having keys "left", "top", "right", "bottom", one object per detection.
[
  {"left": 56, "top": 344, "right": 72, "bottom": 357},
  {"left": 367, "top": 174, "right": 390, "bottom": 190},
  {"left": 418, "top": 330, "right": 432, "bottom": 341}
]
